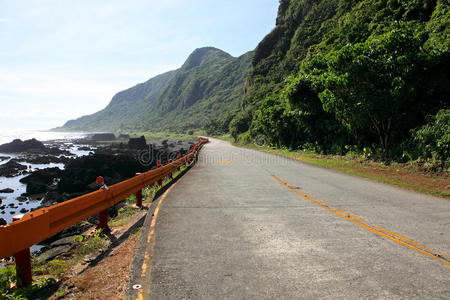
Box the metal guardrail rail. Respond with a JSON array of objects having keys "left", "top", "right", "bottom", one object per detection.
[{"left": 0, "top": 137, "right": 208, "bottom": 286}]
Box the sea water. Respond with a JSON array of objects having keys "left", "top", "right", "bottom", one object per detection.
[
  {"left": 0, "top": 130, "right": 90, "bottom": 224},
  {"left": 0, "top": 129, "right": 88, "bottom": 145}
]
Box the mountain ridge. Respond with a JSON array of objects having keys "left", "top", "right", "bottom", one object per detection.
[{"left": 57, "top": 47, "right": 252, "bottom": 132}]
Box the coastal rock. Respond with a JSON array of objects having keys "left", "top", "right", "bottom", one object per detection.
[
  {"left": 0, "top": 156, "right": 10, "bottom": 161},
  {"left": 41, "top": 191, "right": 62, "bottom": 207},
  {"left": 20, "top": 208, "right": 28, "bottom": 213},
  {"left": 20, "top": 167, "right": 62, "bottom": 183},
  {"left": 0, "top": 218, "right": 6, "bottom": 226},
  {"left": 14, "top": 155, "right": 66, "bottom": 165},
  {"left": 57, "top": 154, "right": 147, "bottom": 194},
  {"left": 77, "top": 146, "right": 92, "bottom": 151},
  {"left": 20, "top": 167, "right": 62, "bottom": 195},
  {"left": 0, "top": 138, "right": 46, "bottom": 153},
  {"left": 26, "top": 182, "right": 48, "bottom": 195},
  {"left": 0, "top": 138, "right": 73, "bottom": 156},
  {"left": 0, "top": 160, "right": 27, "bottom": 177},
  {"left": 39, "top": 221, "right": 92, "bottom": 246},
  {"left": 128, "top": 136, "right": 147, "bottom": 150},
  {"left": 0, "top": 188, "right": 14, "bottom": 193},
  {"left": 90, "top": 133, "right": 116, "bottom": 141},
  {"left": 50, "top": 236, "right": 79, "bottom": 247},
  {"left": 38, "top": 244, "right": 73, "bottom": 262}
]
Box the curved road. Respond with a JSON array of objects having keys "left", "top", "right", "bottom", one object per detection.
[{"left": 131, "top": 138, "right": 449, "bottom": 299}]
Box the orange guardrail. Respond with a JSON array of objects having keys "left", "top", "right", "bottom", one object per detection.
[{"left": 0, "top": 138, "right": 208, "bottom": 260}]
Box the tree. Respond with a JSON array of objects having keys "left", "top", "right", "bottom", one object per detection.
[{"left": 317, "top": 22, "right": 429, "bottom": 153}]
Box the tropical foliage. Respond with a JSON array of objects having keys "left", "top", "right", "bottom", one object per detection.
[{"left": 236, "top": 0, "right": 449, "bottom": 165}]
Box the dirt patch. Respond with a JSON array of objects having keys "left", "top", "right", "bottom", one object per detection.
[{"left": 50, "top": 231, "right": 139, "bottom": 299}]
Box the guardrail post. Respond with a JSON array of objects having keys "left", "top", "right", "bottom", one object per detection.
[
  {"left": 135, "top": 173, "right": 143, "bottom": 207},
  {"left": 168, "top": 159, "right": 173, "bottom": 179},
  {"left": 96, "top": 176, "right": 110, "bottom": 232},
  {"left": 12, "top": 215, "right": 32, "bottom": 287},
  {"left": 157, "top": 160, "right": 163, "bottom": 186},
  {"left": 185, "top": 152, "right": 190, "bottom": 166},
  {"left": 97, "top": 210, "right": 110, "bottom": 232},
  {"left": 136, "top": 189, "right": 142, "bottom": 207},
  {"left": 176, "top": 153, "right": 181, "bottom": 171}
]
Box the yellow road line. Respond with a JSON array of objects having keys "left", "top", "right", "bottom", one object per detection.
[
  {"left": 278, "top": 175, "right": 450, "bottom": 260},
  {"left": 272, "top": 175, "right": 450, "bottom": 267},
  {"left": 137, "top": 184, "right": 176, "bottom": 300}
]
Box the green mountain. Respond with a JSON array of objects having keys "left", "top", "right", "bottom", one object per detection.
[
  {"left": 59, "top": 47, "right": 252, "bottom": 132},
  {"left": 230, "top": 0, "right": 449, "bottom": 160}
]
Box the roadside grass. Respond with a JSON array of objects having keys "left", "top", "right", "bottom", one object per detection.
[
  {"left": 1, "top": 265, "right": 58, "bottom": 300},
  {"left": 32, "top": 229, "right": 108, "bottom": 277},
  {"left": 217, "top": 138, "right": 449, "bottom": 199}
]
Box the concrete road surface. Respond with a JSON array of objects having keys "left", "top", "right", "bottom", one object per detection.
[{"left": 130, "top": 138, "right": 449, "bottom": 299}]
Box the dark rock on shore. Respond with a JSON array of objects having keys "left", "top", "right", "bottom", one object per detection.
[
  {"left": 16, "top": 196, "right": 27, "bottom": 202},
  {"left": 20, "top": 167, "right": 62, "bottom": 185},
  {"left": 58, "top": 154, "right": 148, "bottom": 194},
  {"left": 0, "top": 160, "right": 27, "bottom": 177},
  {"left": 0, "top": 218, "right": 6, "bottom": 225},
  {"left": 77, "top": 146, "right": 92, "bottom": 151},
  {"left": 14, "top": 155, "right": 70, "bottom": 165},
  {"left": 128, "top": 136, "right": 147, "bottom": 150},
  {"left": 0, "top": 188, "right": 14, "bottom": 193},
  {"left": 38, "top": 244, "right": 73, "bottom": 261},
  {"left": 0, "top": 138, "right": 46, "bottom": 153},
  {"left": 45, "top": 147, "right": 74, "bottom": 156},
  {"left": 0, "top": 138, "right": 73, "bottom": 156},
  {"left": 39, "top": 221, "right": 92, "bottom": 246},
  {"left": 27, "top": 182, "right": 48, "bottom": 195},
  {"left": 40, "top": 191, "right": 62, "bottom": 207},
  {"left": 20, "top": 167, "right": 62, "bottom": 196},
  {"left": 0, "top": 156, "right": 10, "bottom": 161},
  {"left": 90, "top": 133, "right": 116, "bottom": 141}
]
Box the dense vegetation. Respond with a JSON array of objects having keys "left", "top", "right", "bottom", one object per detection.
[
  {"left": 59, "top": 47, "right": 252, "bottom": 133},
  {"left": 232, "top": 0, "right": 449, "bottom": 168}
]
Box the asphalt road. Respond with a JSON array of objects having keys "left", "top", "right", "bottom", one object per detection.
[{"left": 133, "top": 138, "right": 449, "bottom": 299}]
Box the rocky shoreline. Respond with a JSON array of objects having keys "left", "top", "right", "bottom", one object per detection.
[{"left": 0, "top": 134, "right": 198, "bottom": 259}]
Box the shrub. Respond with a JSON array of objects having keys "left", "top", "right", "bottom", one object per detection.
[{"left": 412, "top": 109, "right": 450, "bottom": 169}]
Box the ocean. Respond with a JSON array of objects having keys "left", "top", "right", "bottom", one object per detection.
[
  {"left": 0, "top": 129, "right": 88, "bottom": 145},
  {"left": 0, "top": 130, "right": 90, "bottom": 227}
]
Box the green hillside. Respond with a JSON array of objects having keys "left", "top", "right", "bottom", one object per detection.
[
  {"left": 231, "top": 0, "right": 449, "bottom": 164},
  {"left": 59, "top": 47, "right": 252, "bottom": 132}
]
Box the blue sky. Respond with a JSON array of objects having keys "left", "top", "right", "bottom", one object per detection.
[{"left": 0, "top": 0, "right": 279, "bottom": 130}]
